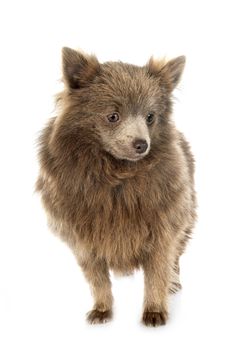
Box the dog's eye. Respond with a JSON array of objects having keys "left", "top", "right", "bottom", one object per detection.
[
  {"left": 146, "top": 113, "right": 154, "bottom": 125},
  {"left": 107, "top": 113, "right": 120, "bottom": 123}
]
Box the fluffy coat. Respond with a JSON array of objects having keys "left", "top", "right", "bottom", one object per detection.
[{"left": 36, "top": 47, "right": 196, "bottom": 327}]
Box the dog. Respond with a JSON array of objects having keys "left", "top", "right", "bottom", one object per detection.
[{"left": 36, "top": 47, "right": 196, "bottom": 327}]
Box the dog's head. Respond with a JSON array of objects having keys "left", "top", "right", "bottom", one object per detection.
[{"left": 56, "top": 47, "right": 185, "bottom": 162}]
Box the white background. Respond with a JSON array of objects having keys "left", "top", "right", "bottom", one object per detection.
[{"left": 0, "top": 1, "right": 248, "bottom": 349}]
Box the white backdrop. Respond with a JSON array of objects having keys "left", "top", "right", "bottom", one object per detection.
[{"left": 0, "top": 1, "right": 248, "bottom": 349}]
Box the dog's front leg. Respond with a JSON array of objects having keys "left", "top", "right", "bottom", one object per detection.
[
  {"left": 142, "top": 249, "right": 172, "bottom": 327},
  {"left": 78, "top": 255, "right": 113, "bottom": 324}
]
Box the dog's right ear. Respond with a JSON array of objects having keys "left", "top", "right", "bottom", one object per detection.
[{"left": 62, "top": 47, "right": 100, "bottom": 89}]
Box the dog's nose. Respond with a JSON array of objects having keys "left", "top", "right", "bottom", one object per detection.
[{"left": 132, "top": 139, "right": 148, "bottom": 154}]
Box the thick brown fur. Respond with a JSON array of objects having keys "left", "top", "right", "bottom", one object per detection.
[{"left": 36, "top": 47, "right": 197, "bottom": 327}]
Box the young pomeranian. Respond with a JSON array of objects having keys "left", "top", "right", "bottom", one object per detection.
[{"left": 36, "top": 47, "right": 196, "bottom": 327}]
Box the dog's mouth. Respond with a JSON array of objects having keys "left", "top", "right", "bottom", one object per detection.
[
  {"left": 109, "top": 146, "right": 150, "bottom": 162},
  {"left": 103, "top": 139, "right": 151, "bottom": 162}
]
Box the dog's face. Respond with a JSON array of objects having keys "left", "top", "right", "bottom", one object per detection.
[{"left": 60, "top": 48, "right": 185, "bottom": 162}]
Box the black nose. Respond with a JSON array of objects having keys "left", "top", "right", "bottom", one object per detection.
[{"left": 132, "top": 139, "right": 148, "bottom": 154}]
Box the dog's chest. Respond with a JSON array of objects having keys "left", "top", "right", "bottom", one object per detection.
[
  {"left": 44, "top": 172, "right": 163, "bottom": 271},
  {"left": 77, "top": 181, "right": 157, "bottom": 270}
]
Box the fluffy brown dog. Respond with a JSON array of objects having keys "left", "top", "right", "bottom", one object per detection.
[{"left": 36, "top": 47, "right": 196, "bottom": 327}]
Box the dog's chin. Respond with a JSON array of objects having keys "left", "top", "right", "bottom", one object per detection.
[
  {"left": 122, "top": 155, "right": 146, "bottom": 162},
  {"left": 110, "top": 151, "right": 148, "bottom": 162}
]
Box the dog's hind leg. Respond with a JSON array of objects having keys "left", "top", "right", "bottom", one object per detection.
[{"left": 169, "top": 255, "right": 182, "bottom": 294}]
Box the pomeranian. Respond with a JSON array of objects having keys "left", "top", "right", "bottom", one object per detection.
[{"left": 36, "top": 47, "right": 196, "bottom": 327}]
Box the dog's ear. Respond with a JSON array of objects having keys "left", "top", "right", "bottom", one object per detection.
[
  {"left": 62, "top": 47, "right": 100, "bottom": 89},
  {"left": 147, "top": 56, "right": 185, "bottom": 91}
]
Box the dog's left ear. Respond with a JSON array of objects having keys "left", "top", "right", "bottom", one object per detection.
[{"left": 147, "top": 56, "right": 186, "bottom": 91}]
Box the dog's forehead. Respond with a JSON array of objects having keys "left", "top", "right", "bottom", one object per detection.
[
  {"left": 99, "top": 62, "right": 160, "bottom": 111},
  {"left": 101, "top": 62, "right": 149, "bottom": 88}
]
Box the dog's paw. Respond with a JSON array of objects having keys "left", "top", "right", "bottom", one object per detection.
[
  {"left": 169, "top": 281, "right": 182, "bottom": 294},
  {"left": 142, "top": 310, "right": 168, "bottom": 327},
  {"left": 86, "top": 309, "right": 112, "bottom": 324}
]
